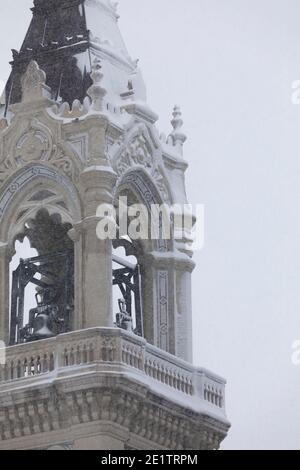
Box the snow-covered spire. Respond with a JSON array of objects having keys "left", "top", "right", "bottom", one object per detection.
[
  {"left": 3, "top": 0, "right": 145, "bottom": 107},
  {"left": 168, "top": 105, "right": 187, "bottom": 155}
]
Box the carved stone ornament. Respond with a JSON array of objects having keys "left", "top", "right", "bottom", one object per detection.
[
  {"left": 20, "top": 60, "right": 49, "bottom": 103},
  {"left": 15, "top": 130, "right": 49, "bottom": 163},
  {"left": 116, "top": 134, "right": 152, "bottom": 173},
  {"left": 0, "top": 114, "right": 81, "bottom": 187},
  {"left": 0, "top": 122, "right": 50, "bottom": 185},
  {"left": 49, "top": 145, "right": 80, "bottom": 184},
  {"left": 0, "top": 142, "right": 79, "bottom": 188},
  {"left": 114, "top": 132, "right": 170, "bottom": 203}
]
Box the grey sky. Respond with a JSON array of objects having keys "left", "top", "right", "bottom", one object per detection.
[{"left": 1, "top": 0, "right": 300, "bottom": 450}]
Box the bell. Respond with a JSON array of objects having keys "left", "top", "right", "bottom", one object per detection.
[{"left": 31, "top": 313, "right": 54, "bottom": 340}]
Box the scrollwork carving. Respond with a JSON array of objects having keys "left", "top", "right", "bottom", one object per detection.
[
  {"left": 113, "top": 132, "right": 170, "bottom": 203},
  {"left": 49, "top": 145, "right": 80, "bottom": 184}
]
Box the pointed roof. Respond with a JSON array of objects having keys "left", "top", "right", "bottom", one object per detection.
[{"left": 4, "top": 0, "right": 145, "bottom": 108}]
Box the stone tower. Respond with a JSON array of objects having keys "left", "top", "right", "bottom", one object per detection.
[{"left": 0, "top": 0, "right": 229, "bottom": 450}]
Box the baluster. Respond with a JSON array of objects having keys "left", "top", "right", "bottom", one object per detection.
[
  {"left": 64, "top": 348, "right": 69, "bottom": 367},
  {"left": 24, "top": 358, "right": 28, "bottom": 377},
  {"left": 129, "top": 347, "right": 133, "bottom": 366},
  {"left": 49, "top": 353, "right": 54, "bottom": 371},
  {"left": 36, "top": 356, "right": 41, "bottom": 374},
  {"left": 89, "top": 343, "right": 94, "bottom": 362},
  {"left": 189, "top": 378, "right": 193, "bottom": 395},
  {"left": 219, "top": 393, "right": 223, "bottom": 408},
  {"left": 70, "top": 348, "right": 75, "bottom": 366},
  {"left": 75, "top": 344, "right": 81, "bottom": 365},
  {"left": 42, "top": 354, "right": 48, "bottom": 373},
  {"left": 30, "top": 357, "right": 34, "bottom": 376},
  {"left": 83, "top": 344, "right": 88, "bottom": 363}
]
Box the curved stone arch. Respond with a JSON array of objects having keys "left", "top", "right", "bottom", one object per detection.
[
  {"left": 0, "top": 163, "right": 82, "bottom": 344},
  {"left": 114, "top": 168, "right": 174, "bottom": 353},
  {"left": 0, "top": 163, "right": 82, "bottom": 244},
  {"left": 115, "top": 167, "right": 173, "bottom": 253}
]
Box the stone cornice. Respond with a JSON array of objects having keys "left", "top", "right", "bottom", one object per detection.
[{"left": 0, "top": 374, "right": 228, "bottom": 450}]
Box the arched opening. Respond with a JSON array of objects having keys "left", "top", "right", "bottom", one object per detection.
[
  {"left": 112, "top": 169, "right": 172, "bottom": 345},
  {"left": 0, "top": 165, "right": 81, "bottom": 346},
  {"left": 9, "top": 209, "right": 74, "bottom": 345}
]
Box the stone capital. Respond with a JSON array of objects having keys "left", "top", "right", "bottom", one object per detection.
[
  {"left": 80, "top": 165, "right": 117, "bottom": 189},
  {"left": 71, "top": 216, "right": 104, "bottom": 236},
  {"left": 80, "top": 165, "right": 118, "bottom": 215},
  {"left": 143, "top": 250, "right": 196, "bottom": 272}
]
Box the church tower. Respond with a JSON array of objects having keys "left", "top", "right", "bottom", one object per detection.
[{"left": 0, "top": 0, "right": 229, "bottom": 450}]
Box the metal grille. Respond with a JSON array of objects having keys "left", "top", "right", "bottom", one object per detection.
[
  {"left": 10, "top": 251, "right": 74, "bottom": 345},
  {"left": 113, "top": 255, "right": 143, "bottom": 337}
]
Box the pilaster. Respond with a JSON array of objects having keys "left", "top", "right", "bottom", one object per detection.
[
  {"left": 76, "top": 152, "right": 117, "bottom": 328},
  {"left": 0, "top": 242, "right": 9, "bottom": 345}
]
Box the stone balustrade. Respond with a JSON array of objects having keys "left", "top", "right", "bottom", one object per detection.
[{"left": 0, "top": 328, "right": 226, "bottom": 413}]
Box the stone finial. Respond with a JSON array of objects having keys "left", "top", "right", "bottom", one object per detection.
[
  {"left": 21, "top": 60, "right": 49, "bottom": 103},
  {"left": 168, "top": 105, "right": 187, "bottom": 155},
  {"left": 87, "top": 58, "right": 107, "bottom": 112}
]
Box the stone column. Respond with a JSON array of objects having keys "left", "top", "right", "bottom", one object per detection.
[
  {"left": 175, "top": 257, "right": 195, "bottom": 363},
  {"left": 142, "top": 251, "right": 176, "bottom": 356},
  {"left": 78, "top": 161, "right": 117, "bottom": 329},
  {"left": 142, "top": 251, "right": 195, "bottom": 362},
  {"left": 0, "top": 242, "right": 10, "bottom": 344}
]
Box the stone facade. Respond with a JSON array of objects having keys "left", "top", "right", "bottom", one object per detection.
[
  {"left": 0, "top": 0, "right": 230, "bottom": 450},
  {"left": 0, "top": 328, "right": 229, "bottom": 450}
]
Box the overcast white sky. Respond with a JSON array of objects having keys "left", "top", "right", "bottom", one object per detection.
[{"left": 1, "top": 0, "right": 300, "bottom": 450}]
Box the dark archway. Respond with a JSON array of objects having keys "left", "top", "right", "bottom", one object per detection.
[{"left": 9, "top": 209, "right": 74, "bottom": 345}]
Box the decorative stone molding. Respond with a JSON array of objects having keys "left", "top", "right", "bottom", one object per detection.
[
  {"left": 0, "top": 118, "right": 53, "bottom": 186},
  {"left": 112, "top": 125, "right": 171, "bottom": 204},
  {"left": 0, "top": 328, "right": 229, "bottom": 450},
  {"left": 157, "top": 270, "right": 169, "bottom": 351},
  {"left": 87, "top": 58, "right": 107, "bottom": 112},
  {"left": 116, "top": 134, "right": 152, "bottom": 173},
  {"left": 66, "top": 135, "right": 87, "bottom": 163},
  {"left": 49, "top": 144, "right": 80, "bottom": 184},
  {"left": 0, "top": 137, "right": 80, "bottom": 189},
  {"left": 20, "top": 60, "right": 51, "bottom": 103},
  {"left": 0, "top": 165, "right": 79, "bottom": 221},
  {"left": 51, "top": 98, "right": 91, "bottom": 119},
  {"left": 15, "top": 129, "right": 50, "bottom": 163},
  {"left": 116, "top": 170, "right": 169, "bottom": 253}
]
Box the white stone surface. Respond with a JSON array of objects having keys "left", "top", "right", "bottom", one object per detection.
[
  {"left": 0, "top": 328, "right": 229, "bottom": 450},
  {"left": 0, "top": 2, "right": 230, "bottom": 449}
]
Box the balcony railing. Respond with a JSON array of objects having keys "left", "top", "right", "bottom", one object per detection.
[{"left": 0, "top": 328, "right": 226, "bottom": 415}]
